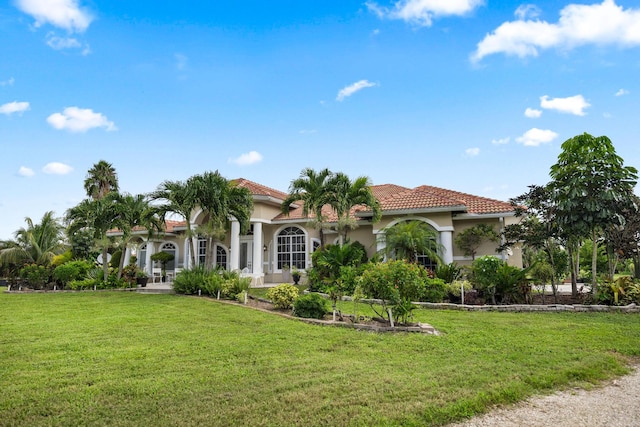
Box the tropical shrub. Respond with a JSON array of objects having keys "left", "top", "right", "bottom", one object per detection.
[
  {"left": 266, "top": 283, "right": 299, "bottom": 309},
  {"left": 447, "top": 280, "right": 473, "bottom": 302},
  {"left": 469, "top": 256, "right": 529, "bottom": 304},
  {"left": 421, "top": 275, "right": 448, "bottom": 302},
  {"left": 435, "top": 262, "right": 462, "bottom": 284},
  {"left": 293, "top": 293, "right": 329, "bottom": 319},
  {"left": 624, "top": 281, "right": 640, "bottom": 304},
  {"left": 220, "top": 272, "right": 251, "bottom": 299},
  {"left": 19, "top": 264, "right": 50, "bottom": 289},
  {"left": 67, "top": 278, "right": 97, "bottom": 290},
  {"left": 311, "top": 242, "right": 368, "bottom": 287},
  {"left": 51, "top": 250, "right": 73, "bottom": 267},
  {"left": 53, "top": 260, "right": 94, "bottom": 286},
  {"left": 173, "top": 265, "right": 218, "bottom": 295}
]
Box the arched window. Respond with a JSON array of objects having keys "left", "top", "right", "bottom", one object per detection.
[
  {"left": 277, "top": 227, "right": 306, "bottom": 270},
  {"left": 311, "top": 238, "right": 321, "bottom": 252},
  {"left": 216, "top": 245, "right": 228, "bottom": 270},
  {"left": 160, "top": 242, "right": 176, "bottom": 271}
]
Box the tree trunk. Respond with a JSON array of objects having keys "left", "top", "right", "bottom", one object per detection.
[
  {"left": 117, "top": 239, "right": 129, "bottom": 280},
  {"left": 102, "top": 245, "right": 109, "bottom": 282},
  {"left": 568, "top": 244, "right": 577, "bottom": 297},
  {"left": 592, "top": 230, "right": 598, "bottom": 293}
]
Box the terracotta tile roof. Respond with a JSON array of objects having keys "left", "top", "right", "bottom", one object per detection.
[
  {"left": 109, "top": 219, "right": 186, "bottom": 234},
  {"left": 413, "top": 185, "right": 514, "bottom": 214},
  {"left": 273, "top": 183, "right": 512, "bottom": 221},
  {"left": 233, "top": 178, "right": 289, "bottom": 201}
]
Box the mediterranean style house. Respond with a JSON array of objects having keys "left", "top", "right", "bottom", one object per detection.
[{"left": 112, "top": 178, "right": 522, "bottom": 284}]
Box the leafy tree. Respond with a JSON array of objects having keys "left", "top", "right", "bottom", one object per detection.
[
  {"left": 281, "top": 168, "right": 332, "bottom": 248},
  {"left": 0, "top": 211, "right": 66, "bottom": 267},
  {"left": 149, "top": 179, "right": 199, "bottom": 267},
  {"left": 381, "top": 220, "right": 442, "bottom": 265},
  {"left": 325, "top": 172, "right": 381, "bottom": 244},
  {"left": 501, "top": 185, "right": 568, "bottom": 300},
  {"left": 84, "top": 160, "right": 119, "bottom": 200},
  {"left": 454, "top": 224, "right": 499, "bottom": 260},
  {"left": 549, "top": 133, "right": 638, "bottom": 291}
]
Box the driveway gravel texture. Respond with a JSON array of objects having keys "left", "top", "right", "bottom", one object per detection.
[{"left": 449, "top": 365, "right": 640, "bottom": 427}]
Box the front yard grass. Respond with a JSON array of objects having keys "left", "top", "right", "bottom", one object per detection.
[{"left": 1, "top": 290, "right": 639, "bottom": 426}]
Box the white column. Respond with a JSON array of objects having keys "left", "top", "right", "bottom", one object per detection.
[
  {"left": 230, "top": 220, "right": 240, "bottom": 271},
  {"left": 145, "top": 241, "right": 155, "bottom": 275},
  {"left": 252, "top": 222, "right": 263, "bottom": 274},
  {"left": 191, "top": 235, "right": 199, "bottom": 267},
  {"left": 183, "top": 238, "right": 190, "bottom": 269},
  {"left": 123, "top": 246, "right": 132, "bottom": 266},
  {"left": 440, "top": 230, "right": 454, "bottom": 264},
  {"left": 375, "top": 232, "right": 386, "bottom": 259}
]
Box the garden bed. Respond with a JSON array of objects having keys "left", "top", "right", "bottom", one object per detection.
[{"left": 216, "top": 294, "right": 441, "bottom": 335}]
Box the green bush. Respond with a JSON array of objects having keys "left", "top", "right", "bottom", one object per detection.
[
  {"left": 19, "top": 264, "right": 50, "bottom": 289},
  {"left": 53, "top": 260, "right": 94, "bottom": 286},
  {"left": 421, "top": 276, "right": 448, "bottom": 302},
  {"left": 67, "top": 278, "right": 97, "bottom": 290},
  {"left": 435, "top": 262, "right": 462, "bottom": 284},
  {"left": 470, "top": 256, "right": 529, "bottom": 304},
  {"left": 266, "top": 283, "right": 299, "bottom": 309},
  {"left": 293, "top": 293, "right": 329, "bottom": 319},
  {"left": 173, "top": 265, "right": 211, "bottom": 295}
]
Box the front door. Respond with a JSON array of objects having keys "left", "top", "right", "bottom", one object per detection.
[{"left": 239, "top": 240, "right": 253, "bottom": 272}]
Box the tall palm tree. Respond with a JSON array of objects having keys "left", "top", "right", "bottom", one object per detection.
[
  {"left": 0, "top": 211, "right": 66, "bottom": 267},
  {"left": 84, "top": 160, "right": 119, "bottom": 200},
  {"left": 114, "top": 193, "right": 163, "bottom": 278},
  {"left": 281, "top": 168, "right": 333, "bottom": 248},
  {"left": 149, "top": 179, "right": 199, "bottom": 267},
  {"left": 326, "top": 173, "right": 381, "bottom": 244},
  {"left": 66, "top": 195, "right": 121, "bottom": 282},
  {"left": 382, "top": 220, "right": 442, "bottom": 265},
  {"left": 190, "top": 171, "right": 253, "bottom": 267}
]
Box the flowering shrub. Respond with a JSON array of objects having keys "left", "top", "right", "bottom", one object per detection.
[{"left": 266, "top": 283, "right": 299, "bottom": 309}]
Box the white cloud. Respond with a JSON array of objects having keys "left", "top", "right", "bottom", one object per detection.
[
  {"left": 491, "top": 137, "right": 510, "bottom": 145},
  {"left": 524, "top": 107, "right": 542, "bottom": 118},
  {"left": 472, "top": 0, "right": 640, "bottom": 62},
  {"left": 366, "top": 0, "right": 484, "bottom": 27},
  {"left": 42, "top": 162, "right": 73, "bottom": 175},
  {"left": 336, "top": 80, "right": 378, "bottom": 101},
  {"left": 615, "top": 88, "right": 629, "bottom": 96},
  {"left": 15, "top": 0, "right": 93, "bottom": 32},
  {"left": 516, "top": 128, "right": 558, "bottom": 146},
  {"left": 175, "top": 53, "right": 188, "bottom": 71},
  {"left": 18, "top": 166, "right": 35, "bottom": 177},
  {"left": 540, "top": 94, "right": 590, "bottom": 116},
  {"left": 465, "top": 147, "right": 480, "bottom": 156},
  {"left": 0, "top": 101, "right": 30, "bottom": 115},
  {"left": 0, "top": 77, "right": 15, "bottom": 87},
  {"left": 47, "top": 107, "right": 117, "bottom": 132},
  {"left": 46, "top": 34, "right": 80, "bottom": 49},
  {"left": 229, "top": 151, "right": 263, "bottom": 166},
  {"left": 515, "top": 4, "right": 541, "bottom": 20}
]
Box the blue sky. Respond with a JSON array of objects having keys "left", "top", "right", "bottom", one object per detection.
[{"left": 2, "top": 0, "right": 640, "bottom": 239}]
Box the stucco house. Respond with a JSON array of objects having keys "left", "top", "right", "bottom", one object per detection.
[{"left": 114, "top": 178, "right": 521, "bottom": 284}]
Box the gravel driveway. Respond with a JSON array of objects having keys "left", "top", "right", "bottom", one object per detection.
[{"left": 449, "top": 365, "right": 640, "bottom": 427}]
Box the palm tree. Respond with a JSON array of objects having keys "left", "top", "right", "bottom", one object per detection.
[
  {"left": 326, "top": 173, "right": 381, "bottom": 244},
  {"left": 114, "top": 193, "right": 163, "bottom": 278},
  {"left": 66, "top": 195, "right": 121, "bottom": 282},
  {"left": 281, "top": 168, "right": 333, "bottom": 248},
  {"left": 190, "top": 171, "right": 253, "bottom": 267},
  {"left": 84, "top": 160, "right": 119, "bottom": 200},
  {"left": 149, "top": 179, "right": 199, "bottom": 267},
  {"left": 382, "top": 220, "right": 443, "bottom": 265},
  {"left": 0, "top": 211, "right": 66, "bottom": 267}
]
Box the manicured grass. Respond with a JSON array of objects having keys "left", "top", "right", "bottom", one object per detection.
[{"left": 1, "top": 291, "right": 639, "bottom": 426}]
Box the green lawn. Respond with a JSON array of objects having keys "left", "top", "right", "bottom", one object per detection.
[{"left": 1, "top": 290, "right": 639, "bottom": 426}]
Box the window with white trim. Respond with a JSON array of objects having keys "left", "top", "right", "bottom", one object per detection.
[{"left": 277, "top": 226, "right": 306, "bottom": 270}]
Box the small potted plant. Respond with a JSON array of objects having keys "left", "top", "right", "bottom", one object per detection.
[
  {"left": 291, "top": 267, "right": 301, "bottom": 285},
  {"left": 136, "top": 270, "right": 148, "bottom": 287}
]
